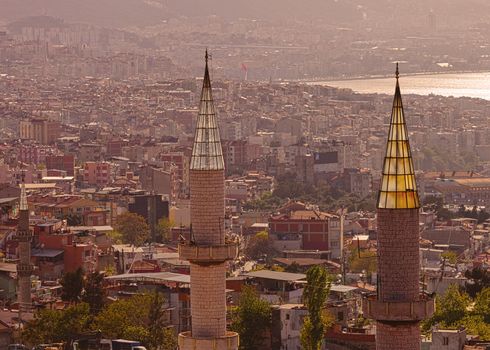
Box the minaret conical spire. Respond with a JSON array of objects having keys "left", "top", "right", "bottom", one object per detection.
[
  {"left": 377, "top": 64, "right": 419, "bottom": 209},
  {"left": 190, "top": 49, "right": 224, "bottom": 171}
]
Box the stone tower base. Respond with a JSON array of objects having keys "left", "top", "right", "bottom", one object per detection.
[
  {"left": 178, "top": 331, "right": 239, "bottom": 350},
  {"left": 376, "top": 321, "right": 420, "bottom": 350}
]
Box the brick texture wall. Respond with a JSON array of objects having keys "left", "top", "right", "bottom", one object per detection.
[
  {"left": 377, "top": 208, "right": 420, "bottom": 302},
  {"left": 376, "top": 321, "right": 420, "bottom": 350},
  {"left": 190, "top": 263, "right": 227, "bottom": 338},
  {"left": 190, "top": 170, "right": 225, "bottom": 245}
]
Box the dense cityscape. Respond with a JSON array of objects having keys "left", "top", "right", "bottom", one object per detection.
[{"left": 0, "top": 2, "right": 489, "bottom": 350}]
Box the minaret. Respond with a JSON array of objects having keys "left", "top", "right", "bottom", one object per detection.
[
  {"left": 178, "top": 51, "right": 239, "bottom": 350},
  {"left": 363, "top": 64, "right": 434, "bottom": 350},
  {"left": 16, "top": 175, "right": 33, "bottom": 313}
]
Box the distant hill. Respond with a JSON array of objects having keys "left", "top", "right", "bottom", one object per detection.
[
  {"left": 1, "top": 0, "right": 489, "bottom": 28},
  {"left": 0, "top": 0, "right": 166, "bottom": 27}
]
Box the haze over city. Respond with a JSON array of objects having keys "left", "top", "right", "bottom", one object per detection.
[{"left": 0, "top": 1, "right": 489, "bottom": 350}]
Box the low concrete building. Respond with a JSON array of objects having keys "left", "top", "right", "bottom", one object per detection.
[
  {"left": 245, "top": 270, "right": 306, "bottom": 304},
  {"left": 271, "top": 304, "right": 307, "bottom": 350},
  {"left": 425, "top": 328, "right": 466, "bottom": 350}
]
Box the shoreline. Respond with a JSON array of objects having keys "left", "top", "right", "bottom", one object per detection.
[{"left": 293, "top": 69, "right": 490, "bottom": 84}]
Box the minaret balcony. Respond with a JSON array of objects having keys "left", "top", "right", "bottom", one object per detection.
[
  {"left": 362, "top": 294, "right": 435, "bottom": 321},
  {"left": 178, "top": 331, "right": 239, "bottom": 350},
  {"left": 178, "top": 242, "right": 239, "bottom": 263},
  {"left": 16, "top": 232, "right": 32, "bottom": 242},
  {"left": 17, "top": 264, "right": 33, "bottom": 276}
]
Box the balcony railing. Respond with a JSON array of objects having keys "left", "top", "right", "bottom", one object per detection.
[{"left": 362, "top": 294, "right": 435, "bottom": 321}]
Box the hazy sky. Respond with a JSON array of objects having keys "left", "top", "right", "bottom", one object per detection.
[{"left": 1, "top": 0, "right": 489, "bottom": 28}]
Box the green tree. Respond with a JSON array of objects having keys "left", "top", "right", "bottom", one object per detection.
[
  {"left": 60, "top": 267, "right": 84, "bottom": 303},
  {"left": 422, "top": 285, "right": 490, "bottom": 340},
  {"left": 108, "top": 230, "right": 123, "bottom": 244},
  {"left": 22, "top": 303, "right": 92, "bottom": 345},
  {"left": 464, "top": 267, "right": 490, "bottom": 298},
  {"left": 285, "top": 261, "right": 301, "bottom": 273},
  {"left": 459, "top": 314, "right": 490, "bottom": 340},
  {"left": 441, "top": 251, "right": 458, "bottom": 265},
  {"left": 62, "top": 213, "right": 83, "bottom": 226},
  {"left": 95, "top": 293, "right": 176, "bottom": 350},
  {"left": 300, "top": 266, "right": 332, "bottom": 350},
  {"left": 114, "top": 212, "right": 150, "bottom": 246},
  {"left": 155, "top": 217, "right": 174, "bottom": 243},
  {"left": 231, "top": 286, "right": 272, "bottom": 350},
  {"left": 245, "top": 231, "right": 278, "bottom": 262},
  {"left": 473, "top": 287, "right": 490, "bottom": 323},
  {"left": 348, "top": 247, "right": 377, "bottom": 276},
  {"left": 477, "top": 209, "right": 490, "bottom": 224},
  {"left": 422, "top": 284, "right": 471, "bottom": 333},
  {"left": 82, "top": 271, "right": 106, "bottom": 314},
  {"left": 436, "top": 207, "right": 456, "bottom": 221},
  {"left": 147, "top": 292, "right": 178, "bottom": 350},
  {"left": 243, "top": 192, "right": 284, "bottom": 211}
]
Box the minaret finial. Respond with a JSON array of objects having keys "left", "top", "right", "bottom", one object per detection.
[{"left": 396, "top": 62, "right": 399, "bottom": 80}]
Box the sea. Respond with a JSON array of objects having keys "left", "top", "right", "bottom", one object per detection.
[{"left": 309, "top": 72, "right": 490, "bottom": 100}]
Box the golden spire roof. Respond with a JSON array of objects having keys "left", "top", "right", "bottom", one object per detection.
[
  {"left": 190, "top": 49, "right": 225, "bottom": 171},
  {"left": 377, "top": 64, "right": 420, "bottom": 209}
]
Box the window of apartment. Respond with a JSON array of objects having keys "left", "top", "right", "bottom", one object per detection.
[{"left": 442, "top": 337, "right": 449, "bottom": 345}]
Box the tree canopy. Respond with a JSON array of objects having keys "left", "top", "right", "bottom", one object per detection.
[
  {"left": 22, "top": 293, "right": 177, "bottom": 349},
  {"left": 441, "top": 251, "right": 458, "bottom": 265},
  {"left": 243, "top": 173, "right": 376, "bottom": 213},
  {"left": 464, "top": 267, "right": 490, "bottom": 298},
  {"left": 22, "top": 303, "right": 92, "bottom": 345},
  {"left": 348, "top": 246, "right": 377, "bottom": 276},
  {"left": 422, "top": 285, "right": 490, "bottom": 340},
  {"left": 231, "top": 286, "right": 272, "bottom": 350},
  {"left": 60, "top": 268, "right": 84, "bottom": 303},
  {"left": 155, "top": 217, "right": 174, "bottom": 243},
  {"left": 82, "top": 271, "right": 106, "bottom": 314},
  {"left": 301, "top": 266, "right": 333, "bottom": 350},
  {"left": 95, "top": 292, "right": 176, "bottom": 350},
  {"left": 244, "top": 230, "right": 278, "bottom": 262},
  {"left": 114, "top": 212, "right": 150, "bottom": 246}
]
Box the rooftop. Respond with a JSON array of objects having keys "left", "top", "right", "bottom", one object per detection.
[
  {"left": 105, "top": 272, "right": 190, "bottom": 284},
  {"left": 31, "top": 248, "right": 64, "bottom": 258},
  {"left": 245, "top": 270, "right": 306, "bottom": 282}
]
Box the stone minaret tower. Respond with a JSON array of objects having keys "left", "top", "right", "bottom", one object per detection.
[
  {"left": 363, "top": 65, "right": 434, "bottom": 350},
  {"left": 178, "top": 51, "right": 239, "bottom": 350},
  {"left": 17, "top": 176, "right": 33, "bottom": 313}
]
